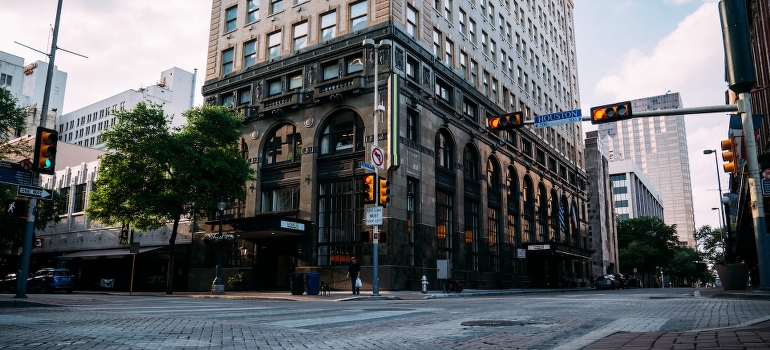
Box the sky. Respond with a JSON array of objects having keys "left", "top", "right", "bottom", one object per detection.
[{"left": 1, "top": 0, "right": 730, "bottom": 230}]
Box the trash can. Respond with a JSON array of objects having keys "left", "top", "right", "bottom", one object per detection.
[
  {"left": 305, "top": 272, "right": 320, "bottom": 295},
  {"left": 290, "top": 273, "right": 304, "bottom": 295}
]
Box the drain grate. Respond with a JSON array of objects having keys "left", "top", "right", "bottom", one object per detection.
[{"left": 461, "top": 320, "right": 530, "bottom": 327}]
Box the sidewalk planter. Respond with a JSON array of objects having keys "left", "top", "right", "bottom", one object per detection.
[{"left": 715, "top": 263, "right": 748, "bottom": 290}]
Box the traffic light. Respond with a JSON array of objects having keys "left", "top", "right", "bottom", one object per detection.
[
  {"left": 721, "top": 138, "right": 738, "bottom": 173},
  {"left": 590, "top": 101, "right": 633, "bottom": 124},
  {"left": 33, "top": 126, "right": 58, "bottom": 174},
  {"left": 488, "top": 112, "right": 524, "bottom": 131},
  {"left": 378, "top": 178, "right": 390, "bottom": 206},
  {"left": 363, "top": 174, "right": 376, "bottom": 204}
]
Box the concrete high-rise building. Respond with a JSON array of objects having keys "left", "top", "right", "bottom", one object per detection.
[
  {"left": 608, "top": 159, "right": 664, "bottom": 221},
  {"left": 598, "top": 92, "right": 696, "bottom": 246},
  {"left": 57, "top": 67, "right": 196, "bottom": 150},
  {"left": 0, "top": 51, "right": 67, "bottom": 136},
  {"left": 197, "top": 0, "right": 590, "bottom": 291},
  {"left": 584, "top": 131, "right": 619, "bottom": 277}
]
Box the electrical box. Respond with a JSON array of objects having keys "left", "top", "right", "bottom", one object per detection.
[{"left": 437, "top": 259, "right": 451, "bottom": 280}]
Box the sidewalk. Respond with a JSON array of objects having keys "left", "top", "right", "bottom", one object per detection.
[{"left": 592, "top": 286, "right": 770, "bottom": 350}]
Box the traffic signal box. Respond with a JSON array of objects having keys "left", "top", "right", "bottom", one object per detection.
[
  {"left": 590, "top": 101, "right": 633, "bottom": 124},
  {"left": 378, "top": 178, "right": 390, "bottom": 206},
  {"left": 721, "top": 138, "right": 738, "bottom": 173},
  {"left": 33, "top": 126, "right": 59, "bottom": 174},
  {"left": 488, "top": 112, "right": 524, "bottom": 132},
  {"left": 363, "top": 174, "right": 376, "bottom": 204}
]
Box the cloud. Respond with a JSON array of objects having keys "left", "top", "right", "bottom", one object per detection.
[{"left": 592, "top": 2, "right": 724, "bottom": 108}]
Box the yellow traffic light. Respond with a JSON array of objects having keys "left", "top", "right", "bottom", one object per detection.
[
  {"left": 378, "top": 178, "right": 390, "bottom": 206},
  {"left": 488, "top": 112, "right": 524, "bottom": 132},
  {"left": 33, "top": 126, "right": 58, "bottom": 175},
  {"left": 590, "top": 101, "right": 633, "bottom": 124},
  {"left": 363, "top": 174, "right": 376, "bottom": 204},
  {"left": 721, "top": 138, "right": 737, "bottom": 173}
]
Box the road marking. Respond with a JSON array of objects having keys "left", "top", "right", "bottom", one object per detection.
[
  {"left": 551, "top": 317, "right": 667, "bottom": 350},
  {"left": 268, "top": 309, "right": 422, "bottom": 327}
]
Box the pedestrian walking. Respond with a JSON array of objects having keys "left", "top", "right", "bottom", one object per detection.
[{"left": 346, "top": 256, "right": 361, "bottom": 295}]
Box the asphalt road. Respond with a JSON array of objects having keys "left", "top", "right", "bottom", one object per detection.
[{"left": 2, "top": 288, "right": 769, "bottom": 349}]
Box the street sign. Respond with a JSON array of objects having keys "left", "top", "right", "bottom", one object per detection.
[
  {"left": 534, "top": 109, "right": 582, "bottom": 128},
  {"left": 365, "top": 206, "right": 383, "bottom": 226},
  {"left": 17, "top": 185, "right": 53, "bottom": 200},
  {"left": 762, "top": 179, "right": 770, "bottom": 196},
  {"left": 360, "top": 162, "right": 376, "bottom": 173},
  {"left": 371, "top": 146, "right": 385, "bottom": 169},
  {"left": 0, "top": 161, "right": 33, "bottom": 186},
  {"left": 517, "top": 248, "right": 526, "bottom": 259}
]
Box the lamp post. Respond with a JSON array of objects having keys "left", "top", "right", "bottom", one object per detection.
[
  {"left": 362, "top": 38, "right": 391, "bottom": 296},
  {"left": 212, "top": 196, "right": 227, "bottom": 294},
  {"left": 703, "top": 150, "right": 727, "bottom": 239}
]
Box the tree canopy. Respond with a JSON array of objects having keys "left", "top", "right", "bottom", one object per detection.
[
  {"left": 86, "top": 102, "right": 254, "bottom": 293},
  {"left": 617, "top": 216, "right": 679, "bottom": 276}
]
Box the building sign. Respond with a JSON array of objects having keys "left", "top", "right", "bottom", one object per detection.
[
  {"left": 280, "top": 220, "right": 305, "bottom": 231},
  {"left": 527, "top": 244, "right": 551, "bottom": 251},
  {"left": 24, "top": 63, "right": 38, "bottom": 76}
]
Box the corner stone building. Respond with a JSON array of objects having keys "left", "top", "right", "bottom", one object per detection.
[{"left": 196, "top": 0, "right": 590, "bottom": 291}]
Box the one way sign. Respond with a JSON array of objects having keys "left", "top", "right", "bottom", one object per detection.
[{"left": 17, "top": 185, "right": 53, "bottom": 200}]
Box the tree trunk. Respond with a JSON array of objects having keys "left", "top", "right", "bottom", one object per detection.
[{"left": 166, "top": 217, "right": 179, "bottom": 295}]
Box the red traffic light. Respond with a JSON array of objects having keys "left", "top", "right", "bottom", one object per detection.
[
  {"left": 488, "top": 112, "right": 524, "bottom": 131},
  {"left": 590, "top": 101, "right": 633, "bottom": 124}
]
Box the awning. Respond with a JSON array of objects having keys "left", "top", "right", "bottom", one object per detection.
[
  {"left": 206, "top": 213, "right": 314, "bottom": 240},
  {"left": 57, "top": 246, "right": 163, "bottom": 260}
]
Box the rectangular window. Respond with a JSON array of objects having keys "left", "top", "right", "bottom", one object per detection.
[
  {"left": 320, "top": 11, "right": 337, "bottom": 41},
  {"left": 59, "top": 187, "right": 70, "bottom": 213},
  {"left": 289, "top": 73, "right": 302, "bottom": 90},
  {"left": 73, "top": 184, "right": 87, "bottom": 213},
  {"left": 463, "top": 98, "right": 477, "bottom": 121},
  {"left": 435, "top": 79, "right": 452, "bottom": 103},
  {"left": 247, "top": 0, "right": 259, "bottom": 23},
  {"left": 406, "top": 5, "right": 418, "bottom": 37},
  {"left": 481, "top": 31, "right": 488, "bottom": 56},
  {"left": 406, "top": 56, "right": 419, "bottom": 80},
  {"left": 469, "top": 19, "right": 477, "bottom": 44},
  {"left": 238, "top": 89, "right": 251, "bottom": 105},
  {"left": 483, "top": 71, "right": 490, "bottom": 96},
  {"left": 293, "top": 21, "right": 308, "bottom": 51},
  {"left": 492, "top": 77, "right": 498, "bottom": 103},
  {"left": 225, "top": 6, "right": 238, "bottom": 32},
  {"left": 268, "top": 79, "right": 282, "bottom": 96},
  {"left": 243, "top": 40, "right": 257, "bottom": 67},
  {"left": 444, "top": 0, "right": 452, "bottom": 21},
  {"left": 267, "top": 31, "right": 281, "bottom": 59},
  {"left": 323, "top": 62, "right": 339, "bottom": 80},
  {"left": 221, "top": 48, "right": 234, "bottom": 75},
  {"left": 444, "top": 38, "right": 453, "bottom": 67},
  {"left": 459, "top": 52, "right": 467, "bottom": 78},
  {"left": 407, "top": 108, "right": 419, "bottom": 142},
  {"left": 470, "top": 59, "right": 478, "bottom": 87},
  {"left": 0, "top": 74, "right": 12, "bottom": 86},
  {"left": 350, "top": 1, "right": 368, "bottom": 31},
  {"left": 262, "top": 187, "right": 300, "bottom": 211},
  {"left": 459, "top": 10, "right": 467, "bottom": 36},
  {"left": 433, "top": 30, "right": 441, "bottom": 57},
  {"left": 346, "top": 56, "right": 364, "bottom": 73},
  {"left": 270, "top": 0, "right": 283, "bottom": 14},
  {"left": 490, "top": 39, "right": 496, "bottom": 62}
]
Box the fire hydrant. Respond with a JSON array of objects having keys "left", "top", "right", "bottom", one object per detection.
[{"left": 421, "top": 275, "right": 428, "bottom": 294}]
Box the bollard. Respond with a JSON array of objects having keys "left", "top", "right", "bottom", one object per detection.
[{"left": 421, "top": 275, "right": 428, "bottom": 294}]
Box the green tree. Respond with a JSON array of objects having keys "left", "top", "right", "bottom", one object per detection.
[
  {"left": 86, "top": 102, "right": 254, "bottom": 294},
  {"left": 0, "top": 86, "right": 28, "bottom": 159},
  {"left": 617, "top": 216, "right": 679, "bottom": 286},
  {"left": 694, "top": 225, "right": 726, "bottom": 264}
]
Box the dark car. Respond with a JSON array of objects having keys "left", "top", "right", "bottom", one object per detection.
[
  {"left": 0, "top": 273, "right": 19, "bottom": 293},
  {"left": 595, "top": 274, "right": 618, "bottom": 290},
  {"left": 27, "top": 268, "right": 75, "bottom": 293},
  {"left": 626, "top": 275, "right": 639, "bottom": 288},
  {"left": 613, "top": 274, "right": 628, "bottom": 289}
]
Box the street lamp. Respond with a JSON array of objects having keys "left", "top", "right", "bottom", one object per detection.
[
  {"left": 362, "top": 38, "right": 391, "bottom": 296},
  {"left": 703, "top": 149, "right": 727, "bottom": 240},
  {"left": 213, "top": 196, "right": 227, "bottom": 293}
]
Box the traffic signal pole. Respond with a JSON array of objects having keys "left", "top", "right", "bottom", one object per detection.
[
  {"left": 15, "top": 0, "right": 62, "bottom": 298},
  {"left": 737, "top": 93, "right": 770, "bottom": 290}
]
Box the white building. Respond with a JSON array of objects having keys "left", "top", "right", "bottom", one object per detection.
[
  {"left": 57, "top": 67, "right": 196, "bottom": 150},
  {"left": 0, "top": 51, "right": 67, "bottom": 135},
  {"left": 608, "top": 159, "right": 665, "bottom": 221}
]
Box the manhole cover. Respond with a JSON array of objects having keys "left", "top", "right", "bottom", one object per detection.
[{"left": 461, "top": 320, "right": 528, "bottom": 327}]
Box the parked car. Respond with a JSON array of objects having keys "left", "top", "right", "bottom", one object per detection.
[
  {"left": 595, "top": 274, "right": 618, "bottom": 290},
  {"left": 0, "top": 273, "right": 19, "bottom": 293},
  {"left": 626, "top": 275, "right": 639, "bottom": 288},
  {"left": 613, "top": 274, "right": 628, "bottom": 289},
  {"left": 27, "top": 268, "right": 75, "bottom": 294}
]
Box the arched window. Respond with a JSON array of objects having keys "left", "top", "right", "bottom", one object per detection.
[
  {"left": 436, "top": 130, "right": 454, "bottom": 170},
  {"left": 463, "top": 144, "right": 479, "bottom": 181},
  {"left": 550, "top": 189, "right": 559, "bottom": 241},
  {"left": 537, "top": 183, "right": 548, "bottom": 241},
  {"left": 320, "top": 110, "right": 364, "bottom": 155},
  {"left": 487, "top": 157, "right": 501, "bottom": 191},
  {"left": 523, "top": 175, "right": 535, "bottom": 243},
  {"left": 263, "top": 124, "right": 302, "bottom": 165}
]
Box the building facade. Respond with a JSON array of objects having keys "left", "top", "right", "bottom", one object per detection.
[
  {"left": 0, "top": 51, "right": 67, "bottom": 136},
  {"left": 57, "top": 67, "right": 196, "bottom": 150},
  {"left": 198, "top": 0, "right": 590, "bottom": 291},
  {"left": 608, "top": 159, "right": 664, "bottom": 221},
  {"left": 584, "top": 130, "right": 618, "bottom": 277},
  {"left": 598, "top": 92, "right": 696, "bottom": 246}
]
